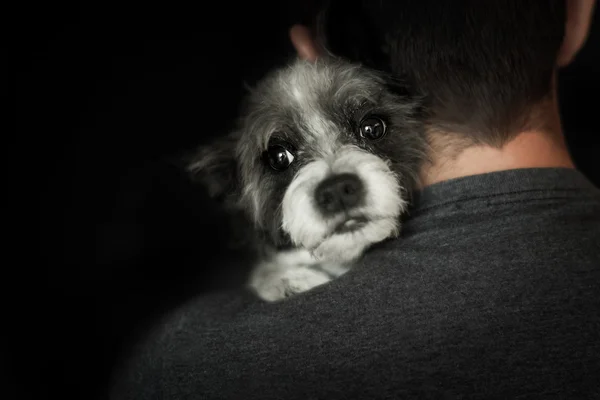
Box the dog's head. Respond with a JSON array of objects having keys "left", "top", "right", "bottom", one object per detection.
[{"left": 188, "top": 57, "right": 427, "bottom": 263}]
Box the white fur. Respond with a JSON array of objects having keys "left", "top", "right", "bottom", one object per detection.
[
  {"left": 288, "top": 76, "right": 339, "bottom": 157},
  {"left": 248, "top": 248, "right": 350, "bottom": 302},
  {"left": 250, "top": 145, "right": 403, "bottom": 301},
  {"left": 281, "top": 145, "right": 405, "bottom": 265}
]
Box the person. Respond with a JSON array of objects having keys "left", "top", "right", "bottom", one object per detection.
[{"left": 110, "top": 1, "right": 599, "bottom": 398}]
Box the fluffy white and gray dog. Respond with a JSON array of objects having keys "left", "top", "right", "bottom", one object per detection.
[{"left": 187, "top": 56, "right": 427, "bottom": 301}]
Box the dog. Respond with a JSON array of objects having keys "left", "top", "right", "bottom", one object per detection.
[{"left": 187, "top": 56, "right": 427, "bottom": 301}]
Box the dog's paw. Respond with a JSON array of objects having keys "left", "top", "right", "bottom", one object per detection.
[
  {"left": 280, "top": 267, "right": 332, "bottom": 297},
  {"left": 250, "top": 266, "right": 332, "bottom": 302}
]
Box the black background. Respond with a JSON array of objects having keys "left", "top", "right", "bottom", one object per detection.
[{"left": 12, "top": 1, "right": 599, "bottom": 399}]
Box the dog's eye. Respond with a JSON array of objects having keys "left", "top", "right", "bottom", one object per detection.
[
  {"left": 265, "top": 144, "right": 295, "bottom": 171},
  {"left": 359, "top": 117, "right": 387, "bottom": 141}
]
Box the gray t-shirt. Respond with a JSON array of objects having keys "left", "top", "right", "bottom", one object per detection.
[{"left": 111, "top": 167, "right": 600, "bottom": 399}]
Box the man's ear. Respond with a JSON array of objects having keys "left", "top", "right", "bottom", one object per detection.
[
  {"left": 186, "top": 133, "right": 240, "bottom": 203},
  {"left": 557, "top": 0, "right": 596, "bottom": 67},
  {"left": 290, "top": 25, "right": 321, "bottom": 62}
]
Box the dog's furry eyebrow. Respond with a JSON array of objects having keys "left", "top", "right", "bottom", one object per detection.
[
  {"left": 259, "top": 126, "right": 303, "bottom": 152},
  {"left": 265, "top": 131, "right": 297, "bottom": 147},
  {"left": 341, "top": 97, "right": 378, "bottom": 121}
]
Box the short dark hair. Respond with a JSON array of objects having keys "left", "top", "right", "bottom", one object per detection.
[{"left": 314, "top": 0, "right": 566, "bottom": 147}]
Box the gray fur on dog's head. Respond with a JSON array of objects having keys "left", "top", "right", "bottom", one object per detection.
[{"left": 188, "top": 57, "right": 427, "bottom": 262}]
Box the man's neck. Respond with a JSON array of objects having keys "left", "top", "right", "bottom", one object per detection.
[{"left": 419, "top": 130, "right": 575, "bottom": 187}]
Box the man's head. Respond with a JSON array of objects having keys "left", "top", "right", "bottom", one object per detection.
[
  {"left": 293, "top": 0, "right": 595, "bottom": 152},
  {"left": 188, "top": 58, "right": 427, "bottom": 262}
]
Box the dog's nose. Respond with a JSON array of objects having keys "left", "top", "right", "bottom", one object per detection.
[{"left": 315, "top": 173, "right": 364, "bottom": 214}]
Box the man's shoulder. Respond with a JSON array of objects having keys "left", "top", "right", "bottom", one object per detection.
[
  {"left": 109, "top": 168, "right": 600, "bottom": 400},
  {"left": 379, "top": 167, "right": 600, "bottom": 268}
]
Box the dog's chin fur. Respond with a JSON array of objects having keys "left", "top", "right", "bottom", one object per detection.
[{"left": 187, "top": 55, "right": 428, "bottom": 301}]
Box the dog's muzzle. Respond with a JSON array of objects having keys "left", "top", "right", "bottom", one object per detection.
[{"left": 281, "top": 145, "right": 404, "bottom": 263}]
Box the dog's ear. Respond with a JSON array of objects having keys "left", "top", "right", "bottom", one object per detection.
[{"left": 186, "top": 133, "right": 240, "bottom": 204}]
